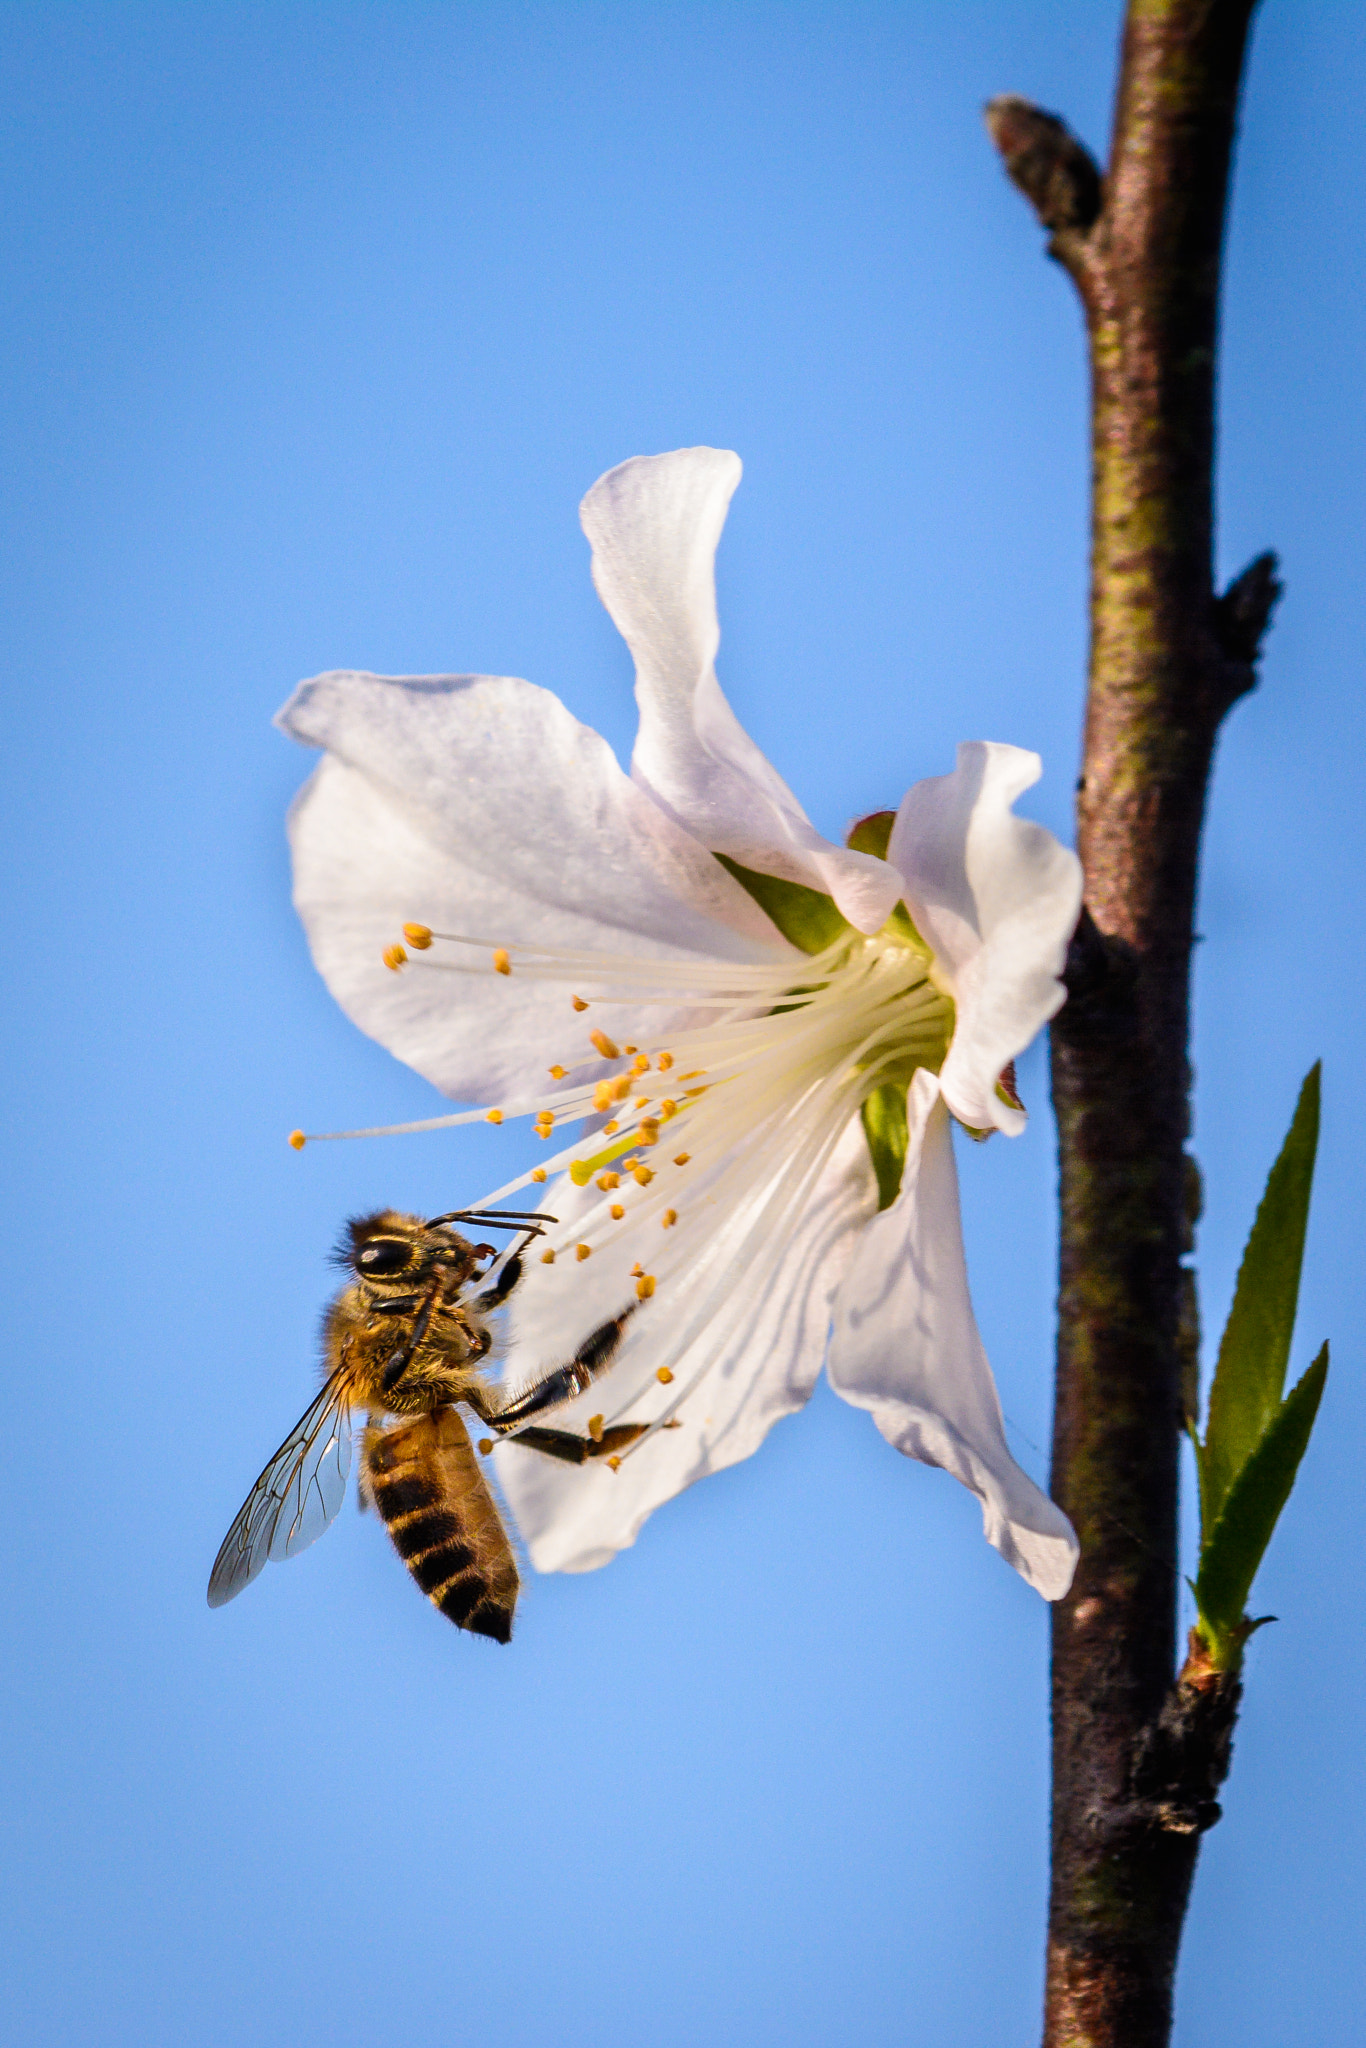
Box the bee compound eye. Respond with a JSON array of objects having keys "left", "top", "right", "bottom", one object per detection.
[{"left": 357, "top": 1239, "right": 412, "bottom": 1276}]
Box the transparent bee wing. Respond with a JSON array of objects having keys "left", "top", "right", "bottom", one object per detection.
[{"left": 207, "top": 1374, "right": 353, "bottom": 1608}]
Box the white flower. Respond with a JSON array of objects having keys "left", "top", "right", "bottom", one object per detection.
[{"left": 277, "top": 447, "right": 1082, "bottom": 1600}]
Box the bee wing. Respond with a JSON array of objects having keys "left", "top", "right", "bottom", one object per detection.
[{"left": 207, "top": 1374, "right": 353, "bottom": 1608}]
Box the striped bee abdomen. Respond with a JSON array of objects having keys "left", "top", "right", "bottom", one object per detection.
[{"left": 363, "top": 1407, "right": 520, "bottom": 1642}]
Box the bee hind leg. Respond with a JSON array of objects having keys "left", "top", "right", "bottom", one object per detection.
[{"left": 506, "top": 1422, "right": 650, "bottom": 1464}]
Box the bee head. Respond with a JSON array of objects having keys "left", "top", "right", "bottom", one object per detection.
[{"left": 338, "top": 1210, "right": 481, "bottom": 1292}]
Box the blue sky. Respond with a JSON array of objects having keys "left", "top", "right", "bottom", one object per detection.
[{"left": 3, "top": 5, "right": 1364, "bottom": 2044}]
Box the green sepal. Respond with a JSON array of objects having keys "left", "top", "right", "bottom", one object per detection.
[
  {"left": 861, "top": 1082, "right": 910, "bottom": 1211},
  {"left": 714, "top": 854, "right": 851, "bottom": 956},
  {"left": 1199, "top": 1063, "right": 1320, "bottom": 1531},
  {"left": 844, "top": 809, "right": 931, "bottom": 952},
  {"left": 1194, "top": 1344, "right": 1328, "bottom": 1668}
]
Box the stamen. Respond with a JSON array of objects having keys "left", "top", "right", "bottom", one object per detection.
[
  {"left": 607, "top": 1455, "right": 622, "bottom": 1470},
  {"left": 493, "top": 949, "right": 512, "bottom": 976},
  {"left": 531, "top": 1168, "right": 548, "bottom": 1183},
  {"left": 656, "top": 1367, "right": 674, "bottom": 1384},
  {"left": 635, "top": 1275, "right": 656, "bottom": 1300},
  {"left": 288, "top": 1130, "right": 306, "bottom": 1151},
  {"left": 478, "top": 1438, "right": 494, "bottom": 1455},
  {"left": 403, "top": 924, "right": 433, "bottom": 949},
  {"left": 486, "top": 1109, "right": 503, "bottom": 1125},
  {"left": 596, "top": 1171, "right": 621, "bottom": 1191},
  {"left": 572, "top": 996, "right": 589, "bottom": 1012},
  {"left": 610, "top": 1204, "right": 625, "bottom": 1220},
  {"left": 657, "top": 1052, "right": 674, "bottom": 1071},
  {"left": 661, "top": 1210, "right": 677, "bottom": 1228},
  {"left": 623, "top": 1044, "right": 638, "bottom": 1055},
  {"left": 633, "top": 1166, "right": 654, "bottom": 1186},
  {"left": 588, "top": 1415, "right": 604, "bottom": 1443},
  {"left": 541, "top": 1248, "right": 555, "bottom": 1264},
  {"left": 590, "top": 1029, "right": 620, "bottom": 1059},
  {"left": 603, "top": 1120, "right": 620, "bottom": 1135},
  {"left": 673, "top": 1153, "right": 690, "bottom": 1166},
  {"left": 576, "top": 1243, "right": 592, "bottom": 1262},
  {"left": 382, "top": 944, "right": 407, "bottom": 972},
  {"left": 548, "top": 1065, "right": 566, "bottom": 1079}
]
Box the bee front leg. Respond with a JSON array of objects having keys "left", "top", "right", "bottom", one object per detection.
[{"left": 504, "top": 1421, "right": 650, "bottom": 1464}]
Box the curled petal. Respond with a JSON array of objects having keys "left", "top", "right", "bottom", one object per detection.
[
  {"left": 582, "top": 449, "right": 900, "bottom": 935},
  {"left": 278, "top": 670, "right": 790, "bottom": 1102},
  {"left": 888, "top": 742, "right": 1082, "bottom": 1136},
  {"left": 494, "top": 1118, "right": 877, "bottom": 1572},
  {"left": 828, "top": 1069, "right": 1078, "bottom": 1599}
]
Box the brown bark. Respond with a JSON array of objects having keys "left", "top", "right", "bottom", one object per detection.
[{"left": 987, "top": 6, "right": 1280, "bottom": 2044}]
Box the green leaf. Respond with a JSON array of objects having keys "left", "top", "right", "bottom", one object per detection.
[
  {"left": 1194, "top": 1344, "right": 1328, "bottom": 1662},
  {"left": 861, "top": 1082, "right": 909, "bottom": 1211},
  {"left": 714, "top": 855, "right": 851, "bottom": 956},
  {"left": 1199, "top": 1063, "right": 1320, "bottom": 1532}
]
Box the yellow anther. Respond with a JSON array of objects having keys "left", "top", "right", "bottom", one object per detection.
[
  {"left": 610, "top": 1073, "right": 633, "bottom": 1101},
  {"left": 684, "top": 1087, "right": 707, "bottom": 1099},
  {"left": 656, "top": 1366, "right": 674, "bottom": 1384},
  {"left": 633, "top": 1095, "right": 651, "bottom": 1111},
  {"left": 588, "top": 1414, "right": 604, "bottom": 1443},
  {"left": 572, "top": 995, "right": 589, "bottom": 1012},
  {"left": 596, "top": 1171, "right": 620, "bottom": 1191},
  {"left": 548, "top": 1064, "right": 567, "bottom": 1079},
  {"left": 288, "top": 1129, "right": 306, "bottom": 1151},
  {"left": 621, "top": 1155, "right": 640, "bottom": 1171},
  {"left": 477, "top": 1438, "right": 494, "bottom": 1456},
  {"left": 673, "top": 1152, "right": 691, "bottom": 1166},
  {"left": 662, "top": 1209, "right": 677, "bottom": 1228},
  {"left": 486, "top": 1108, "right": 503, "bottom": 1125},
  {"left": 589, "top": 1029, "right": 620, "bottom": 1059},
  {"left": 382, "top": 944, "right": 407, "bottom": 972},
  {"left": 623, "top": 1044, "right": 638, "bottom": 1055},
  {"left": 610, "top": 1203, "right": 625, "bottom": 1220},
  {"left": 535, "top": 1124, "right": 553, "bottom": 1141},
  {"left": 657, "top": 1051, "right": 674, "bottom": 1071},
  {"left": 576, "top": 1242, "right": 592, "bottom": 1262},
  {"left": 493, "top": 948, "right": 512, "bottom": 975},
  {"left": 592, "top": 1082, "right": 615, "bottom": 1113},
  {"left": 603, "top": 1120, "right": 620, "bottom": 1136},
  {"left": 402, "top": 923, "right": 433, "bottom": 949},
  {"left": 638, "top": 1120, "right": 660, "bottom": 1146},
  {"left": 633, "top": 1165, "right": 654, "bottom": 1186},
  {"left": 531, "top": 1168, "right": 548, "bottom": 1183},
  {"left": 541, "top": 1247, "right": 556, "bottom": 1263},
  {"left": 635, "top": 1274, "right": 656, "bottom": 1300},
  {"left": 631, "top": 1263, "right": 644, "bottom": 1277},
  {"left": 607, "top": 1455, "right": 622, "bottom": 1470},
  {"left": 679, "top": 1070, "right": 705, "bottom": 1081},
  {"left": 659, "top": 1099, "right": 678, "bottom": 1119},
  {"left": 535, "top": 1110, "right": 554, "bottom": 1128},
  {"left": 631, "top": 1054, "right": 650, "bottom": 1074}
]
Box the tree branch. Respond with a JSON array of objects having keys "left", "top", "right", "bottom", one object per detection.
[{"left": 988, "top": 5, "right": 1275, "bottom": 2043}]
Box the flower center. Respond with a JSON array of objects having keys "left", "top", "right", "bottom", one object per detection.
[{"left": 292, "top": 921, "right": 954, "bottom": 1456}]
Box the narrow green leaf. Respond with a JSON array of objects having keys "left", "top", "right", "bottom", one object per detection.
[
  {"left": 1200, "top": 1063, "right": 1320, "bottom": 1531},
  {"left": 714, "top": 854, "right": 851, "bottom": 956},
  {"left": 1195, "top": 1342, "right": 1329, "bottom": 1654},
  {"left": 861, "top": 1082, "right": 910, "bottom": 1211}
]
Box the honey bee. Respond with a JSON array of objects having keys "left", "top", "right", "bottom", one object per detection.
[{"left": 207, "top": 1208, "right": 645, "bottom": 1641}]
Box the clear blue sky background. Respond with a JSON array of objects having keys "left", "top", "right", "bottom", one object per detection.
[{"left": 3, "top": 5, "right": 1363, "bottom": 2044}]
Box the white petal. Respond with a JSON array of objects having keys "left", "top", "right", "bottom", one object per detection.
[
  {"left": 888, "top": 742, "right": 1082, "bottom": 1136},
  {"left": 827, "top": 1069, "right": 1077, "bottom": 1599},
  {"left": 582, "top": 449, "right": 900, "bottom": 934},
  {"left": 277, "top": 670, "right": 792, "bottom": 1102},
  {"left": 493, "top": 1117, "right": 877, "bottom": 1572}
]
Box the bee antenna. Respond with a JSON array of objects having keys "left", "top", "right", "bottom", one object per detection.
[{"left": 428, "top": 1209, "right": 558, "bottom": 1230}]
